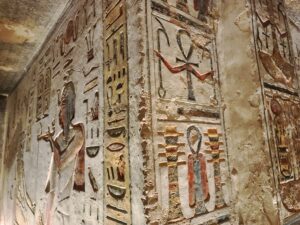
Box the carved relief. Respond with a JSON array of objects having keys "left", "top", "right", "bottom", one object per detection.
[
  {"left": 82, "top": 65, "right": 100, "bottom": 77},
  {"left": 50, "top": 0, "right": 98, "bottom": 80},
  {"left": 253, "top": 0, "right": 297, "bottom": 88},
  {"left": 103, "top": 0, "right": 131, "bottom": 224},
  {"left": 83, "top": 89, "right": 99, "bottom": 142},
  {"left": 187, "top": 126, "right": 209, "bottom": 215},
  {"left": 2, "top": 94, "right": 36, "bottom": 224},
  {"left": 85, "top": 24, "right": 96, "bottom": 62},
  {"left": 251, "top": 0, "right": 300, "bottom": 216},
  {"left": 84, "top": 0, "right": 96, "bottom": 26},
  {"left": 36, "top": 68, "right": 51, "bottom": 121},
  {"left": 37, "top": 80, "right": 85, "bottom": 225},
  {"left": 26, "top": 84, "right": 35, "bottom": 152},
  {"left": 2, "top": 1, "right": 103, "bottom": 225},
  {"left": 155, "top": 124, "right": 230, "bottom": 223},
  {"left": 152, "top": 0, "right": 212, "bottom": 22},
  {"left": 88, "top": 167, "right": 99, "bottom": 192},
  {"left": 84, "top": 77, "right": 98, "bottom": 93},
  {"left": 5, "top": 121, "right": 23, "bottom": 168},
  {"left": 204, "top": 129, "right": 226, "bottom": 209},
  {"left": 14, "top": 150, "right": 35, "bottom": 225},
  {"left": 91, "top": 91, "right": 99, "bottom": 120},
  {"left": 158, "top": 126, "right": 186, "bottom": 222},
  {"left": 142, "top": 4, "right": 232, "bottom": 224},
  {"left": 266, "top": 94, "right": 300, "bottom": 212},
  {"left": 153, "top": 16, "right": 215, "bottom": 105},
  {"left": 83, "top": 68, "right": 100, "bottom": 141},
  {"left": 60, "top": 18, "right": 79, "bottom": 58},
  {"left": 86, "top": 146, "right": 100, "bottom": 158},
  {"left": 64, "top": 20, "right": 75, "bottom": 45},
  {"left": 154, "top": 28, "right": 213, "bottom": 101},
  {"left": 82, "top": 198, "right": 100, "bottom": 225}
]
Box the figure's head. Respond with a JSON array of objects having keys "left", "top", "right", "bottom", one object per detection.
[{"left": 59, "top": 81, "right": 76, "bottom": 136}]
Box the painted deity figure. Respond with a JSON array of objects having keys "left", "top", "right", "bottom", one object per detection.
[{"left": 38, "top": 81, "right": 85, "bottom": 225}]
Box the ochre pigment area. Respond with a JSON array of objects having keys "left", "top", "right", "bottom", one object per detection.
[{"left": 0, "top": 0, "right": 299, "bottom": 225}]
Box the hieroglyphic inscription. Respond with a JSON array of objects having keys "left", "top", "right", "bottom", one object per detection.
[
  {"left": 204, "top": 129, "right": 226, "bottom": 209},
  {"left": 36, "top": 67, "right": 51, "bottom": 121},
  {"left": 251, "top": 0, "right": 300, "bottom": 214},
  {"left": 26, "top": 78, "right": 35, "bottom": 152},
  {"left": 103, "top": 0, "right": 131, "bottom": 224},
  {"left": 82, "top": 24, "right": 100, "bottom": 142},
  {"left": 83, "top": 89, "right": 99, "bottom": 141},
  {"left": 82, "top": 198, "right": 100, "bottom": 225},
  {"left": 84, "top": 77, "right": 98, "bottom": 93},
  {"left": 187, "top": 126, "right": 209, "bottom": 215},
  {"left": 50, "top": 0, "right": 97, "bottom": 80},
  {"left": 155, "top": 29, "right": 213, "bottom": 101},
  {"left": 36, "top": 0, "right": 98, "bottom": 119},
  {"left": 252, "top": 0, "right": 297, "bottom": 88},
  {"left": 86, "top": 146, "right": 100, "bottom": 158},
  {"left": 265, "top": 92, "right": 300, "bottom": 212},
  {"left": 4, "top": 1, "right": 102, "bottom": 224},
  {"left": 153, "top": 16, "right": 214, "bottom": 104},
  {"left": 88, "top": 167, "right": 99, "bottom": 192},
  {"left": 152, "top": 0, "right": 212, "bottom": 22},
  {"left": 145, "top": 4, "right": 232, "bottom": 224},
  {"left": 84, "top": 0, "right": 96, "bottom": 26},
  {"left": 91, "top": 91, "right": 99, "bottom": 120},
  {"left": 158, "top": 126, "right": 186, "bottom": 222},
  {"left": 85, "top": 23, "right": 97, "bottom": 62},
  {"left": 155, "top": 124, "right": 229, "bottom": 223}
]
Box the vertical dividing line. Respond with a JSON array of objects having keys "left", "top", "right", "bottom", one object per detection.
[
  {"left": 212, "top": 18, "right": 232, "bottom": 192},
  {"left": 0, "top": 96, "right": 8, "bottom": 223},
  {"left": 147, "top": 1, "right": 157, "bottom": 192},
  {"left": 249, "top": 0, "right": 281, "bottom": 213},
  {"left": 101, "top": 1, "right": 106, "bottom": 224},
  {"left": 124, "top": 1, "right": 133, "bottom": 223}
]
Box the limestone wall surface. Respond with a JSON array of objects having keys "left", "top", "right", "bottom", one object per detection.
[{"left": 0, "top": 0, "right": 299, "bottom": 225}]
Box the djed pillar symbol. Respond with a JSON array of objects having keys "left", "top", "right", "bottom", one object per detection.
[
  {"left": 155, "top": 29, "right": 214, "bottom": 101},
  {"left": 204, "top": 129, "right": 226, "bottom": 209},
  {"left": 158, "top": 126, "right": 186, "bottom": 223}
]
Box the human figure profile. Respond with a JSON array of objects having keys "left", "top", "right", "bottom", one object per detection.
[{"left": 38, "top": 80, "right": 85, "bottom": 225}]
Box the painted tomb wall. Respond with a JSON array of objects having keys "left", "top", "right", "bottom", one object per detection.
[
  {"left": 250, "top": 0, "right": 300, "bottom": 222},
  {"left": 0, "top": 0, "right": 299, "bottom": 225},
  {"left": 0, "top": 0, "right": 104, "bottom": 224}
]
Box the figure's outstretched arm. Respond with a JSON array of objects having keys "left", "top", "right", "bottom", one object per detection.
[
  {"left": 37, "top": 130, "right": 61, "bottom": 167},
  {"left": 189, "top": 66, "right": 214, "bottom": 81},
  {"left": 154, "top": 50, "right": 187, "bottom": 73}
]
